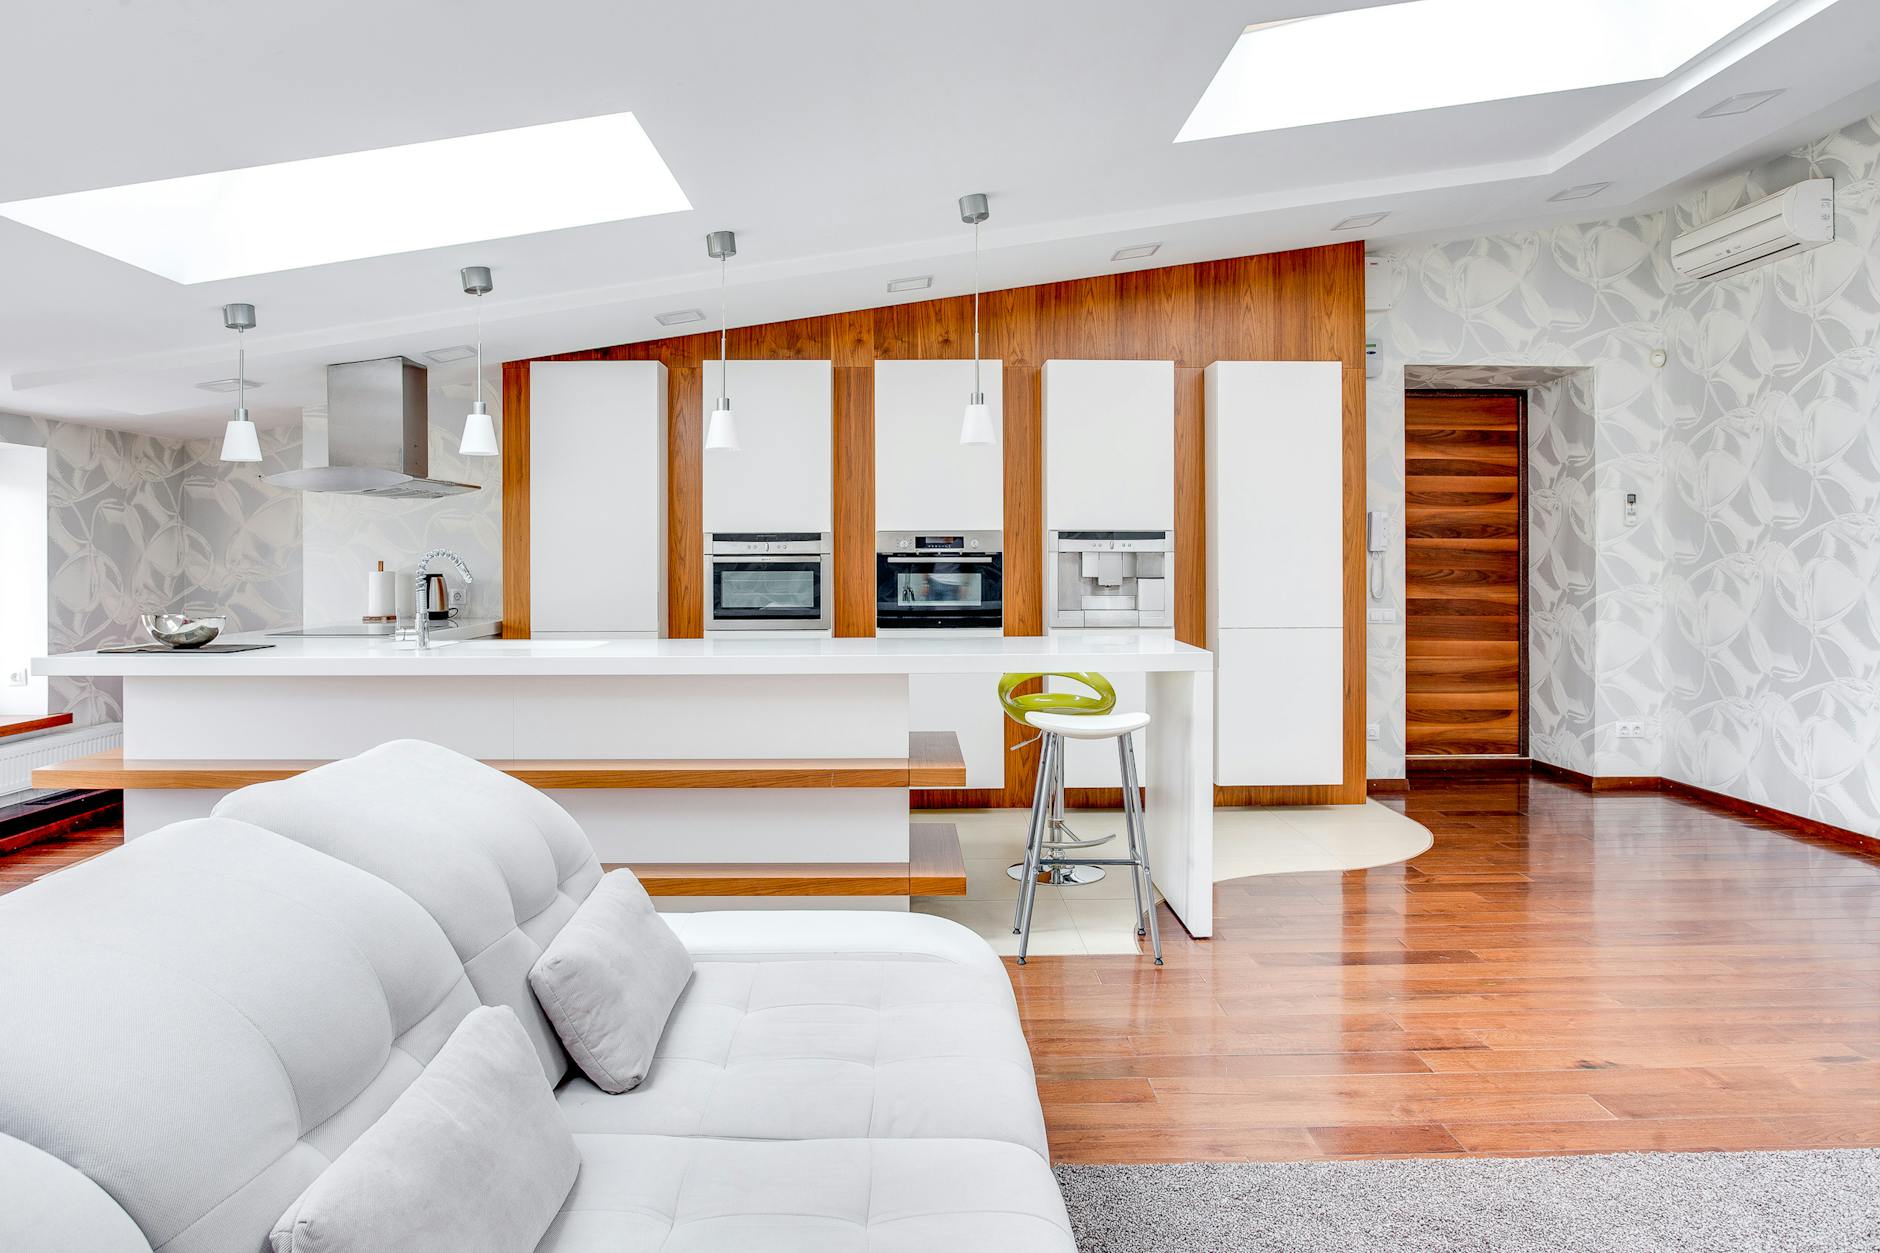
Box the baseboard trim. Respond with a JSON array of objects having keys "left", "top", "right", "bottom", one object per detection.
[
  {"left": 1366, "top": 778, "right": 1409, "bottom": 794},
  {"left": 1407, "top": 755, "right": 1530, "bottom": 775},
  {"left": 1526, "top": 763, "right": 1876, "bottom": 856}
]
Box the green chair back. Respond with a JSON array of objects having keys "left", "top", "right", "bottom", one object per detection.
[{"left": 997, "top": 672, "right": 1116, "bottom": 725}]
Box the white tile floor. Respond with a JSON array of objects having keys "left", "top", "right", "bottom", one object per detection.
[{"left": 913, "top": 801, "right": 1433, "bottom": 956}]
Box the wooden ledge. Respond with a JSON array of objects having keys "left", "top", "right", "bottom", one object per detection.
[
  {"left": 606, "top": 823, "right": 967, "bottom": 898},
  {"left": 31, "top": 733, "right": 966, "bottom": 792},
  {"left": 0, "top": 713, "right": 73, "bottom": 741}
]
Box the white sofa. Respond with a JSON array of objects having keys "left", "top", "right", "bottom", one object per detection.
[{"left": 0, "top": 740, "right": 1075, "bottom": 1252}]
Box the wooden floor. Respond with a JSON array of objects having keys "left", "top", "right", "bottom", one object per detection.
[
  {"left": 1016, "top": 775, "right": 1880, "bottom": 1163},
  {"left": 6, "top": 776, "right": 1878, "bottom": 1164}
]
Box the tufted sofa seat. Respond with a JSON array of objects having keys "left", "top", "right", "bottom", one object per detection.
[{"left": 0, "top": 741, "right": 1074, "bottom": 1252}]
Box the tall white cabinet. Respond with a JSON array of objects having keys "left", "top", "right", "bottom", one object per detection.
[
  {"left": 875, "top": 359, "right": 1006, "bottom": 789},
  {"left": 1042, "top": 359, "right": 1176, "bottom": 786},
  {"left": 529, "top": 361, "right": 667, "bottom": 637},
  {"left": 702, "top": 360, "right": 833, "bottom": 532},
  {"left": 1206, "top": 361, "right": 1344, "bottom": 786}
]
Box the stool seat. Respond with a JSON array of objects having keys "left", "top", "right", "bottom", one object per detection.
[{"left": 1024, "top": 710, "right": 1152, "bottom": 739}]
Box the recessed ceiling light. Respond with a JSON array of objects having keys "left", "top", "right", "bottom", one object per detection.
[
  {"left": 1112, "top": 243, "right": 1162, "bottom": 261},
  {"left": 195, "top": 376, "right": 264, "bottom": 393},
  {"left": 1700, "top": 89, "right": 1785, "bottom": 118},
  {"left": 0, "top": 112, "right": 691, "bottom": 284},
  {"left": 1333, "top": 212, "right": 1389, "bottom": 231},
  {"left": 422, "top": 344, "right": 478, "bottom": 364},
  {"left": 655, "top": 308, "right": 706, "bottom": 326},
  {"left": 887, "top": 275, "right": 933, "bottom": 292},
  {"left": 1177, "top": 0, "right": 1783, "bottom": 141},
  {"left": 1548, "top": 182, "right": 1613, "bottom": 202}
]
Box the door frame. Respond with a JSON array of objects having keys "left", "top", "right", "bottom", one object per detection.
[{"left": 1403, "top": 387, "right": 1529, "bottom": 760}]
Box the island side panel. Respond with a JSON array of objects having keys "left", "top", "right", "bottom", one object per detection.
[{"left": 1145, "top": 667, "right": 1214, "bottom": 938}]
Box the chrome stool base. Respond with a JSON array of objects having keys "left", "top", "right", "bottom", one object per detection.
[{"left": 1007, "top": 862, "right": 1106, "bottom": 886}]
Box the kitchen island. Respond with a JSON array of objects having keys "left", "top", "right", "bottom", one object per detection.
[{"left": 33, "top": 632, "right": 1215, "bottom": 935}]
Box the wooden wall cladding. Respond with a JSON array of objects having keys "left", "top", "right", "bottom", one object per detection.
[{"left": 503, "top": 243, "right": 1368, "bottom": 803}]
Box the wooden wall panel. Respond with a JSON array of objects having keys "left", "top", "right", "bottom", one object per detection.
[
  {"left": 666, "top": 367, "right": 704, "bottom": 638},
  {"left": 500, "top": 360, "right": 530, "bottom": 638},
  {"left": 833, "top": 366, "right": 875, "bottom": 637},
  {"left": 504, "top": 242, "right": 1369, "bottom": 804}
]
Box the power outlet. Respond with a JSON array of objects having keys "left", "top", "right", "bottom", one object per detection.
[
  {"left": 5, "top": 669, "right": 27, "bottom": 688},
  {"left": 1366, "top": 722, "right": 1380, "bottom": 741},
  {"left": 1615, "top": 720, "right": 1645, "bottom": 739},
  {"left": 450, "top": 587, "right": 466, "bottom": 608},
  {"left": 1367, "top": 608, "right": 1398, "bottom": 624}
]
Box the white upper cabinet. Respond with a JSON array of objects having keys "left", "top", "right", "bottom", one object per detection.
[
  {"left": 530, "top": 361, "right": 667, "bottom": 635},
  {"left": 1042, "top": 360, "right": 1175, "bottom": 531},
  {"left": 874, "top": 359, "right": 1003, "bottom": 531},
  {"left": 1205, "top": 361, "right": 1343, "bottom": 631},
  {"left": 702, "top": 360, "right": 833, "bottom": 532}
]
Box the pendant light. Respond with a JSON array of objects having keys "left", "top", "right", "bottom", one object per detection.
[
  {"left": 218, "top": 303, "right": 262, "bottom": 462},
  {"left": 958, "top": 193, "right": 996, "bottom": 446},
  {"left": 457, "top": 265, "right": 499, "bottom": 457},
  {"left": 704, "top": 230, "right": 740, "bottom": 452}
]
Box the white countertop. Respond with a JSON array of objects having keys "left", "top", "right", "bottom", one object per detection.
[{"left": 34, "top": 630, "right": 1212, "bottom": 678}]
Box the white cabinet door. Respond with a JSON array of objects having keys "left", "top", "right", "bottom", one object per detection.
[
  {"left": 1215, "top": 627, "right": 1343, "bottom": 786},
  {"left": 702, "top": 360, "right": 832, "bottom": 532},
  {"left": 530, "top": 361, "right": 666, "bottom": 634},
  {"left": 875, "top": 360, "right": 1003, "bottom": 531},
  {"left": 1047, "top": 669, "right": 1150, "bottom": 789},
  {"left": 1206, "top": 361, "right": 1342, "bottom": 630},
  {"left": 909, "top": 671, "right": 1005, "bottom": 790},
  {"left": 1043, "top": 360, "right": 1175, "bottom": 531}
]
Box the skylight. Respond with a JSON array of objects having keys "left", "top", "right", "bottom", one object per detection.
[
  {"left": 1177, "top": 0, "right": 1789, "bottom": 142},
  {"left": 0, "top": 112, "right": 690, "bottom": 283}
]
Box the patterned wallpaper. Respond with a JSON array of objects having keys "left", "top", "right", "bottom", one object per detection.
[
  {"left": 1371, "top": 109, "right": 1880, "bottom": 838},
  {"left": 0, "top": 416, "right": 301, "bottom": 724}
]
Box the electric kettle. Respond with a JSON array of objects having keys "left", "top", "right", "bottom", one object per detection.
[{"left": 422, "top": 572, "right": 458, "bottom": 621}]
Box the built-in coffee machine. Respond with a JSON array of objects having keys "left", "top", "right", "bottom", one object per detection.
[{"left": 1047, "top": 530, "right": 1174, "bottom": 629}]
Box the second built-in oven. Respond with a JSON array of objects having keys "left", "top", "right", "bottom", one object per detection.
[
  {"left": 876, "top": 531, "right": 1003, "bottom": 630},
  {"left": 706, "top": 533, "right": 832, "bottom": 630}
]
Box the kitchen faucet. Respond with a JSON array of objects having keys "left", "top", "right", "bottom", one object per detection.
[{"left": 410, "top": 549, "right": 473, "bottom": 650}]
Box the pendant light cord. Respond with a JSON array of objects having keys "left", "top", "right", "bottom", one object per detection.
[
  {"left": 719, "top": 253, "right": 730, "bottom": 407},
  {"left": 473, "top": 287, "right": 483, "bottom": 405},
  {"left": 236, "top": 330, "right": 246, "bottom": 415},
  {"left": 972, "top": 218, "right": 982, "bottom": 395}
]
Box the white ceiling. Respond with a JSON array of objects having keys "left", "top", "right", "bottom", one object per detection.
[{"left": 4, "top": 0, "right": 1879, "bottom": 437}]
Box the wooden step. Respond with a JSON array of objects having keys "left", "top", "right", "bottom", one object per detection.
[
  {"left": 31, "top": 733, "right": 967, "bottom": 792},
  {"left": 606, "top": 822, "right": 967, "bottom": 898}
]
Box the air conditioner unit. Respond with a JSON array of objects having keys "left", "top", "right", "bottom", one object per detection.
[{"left": 1671, "top": 178, "right": 1834, "bottom": 281}]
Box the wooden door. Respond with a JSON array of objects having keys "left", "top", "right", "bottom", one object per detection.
[{"left": 1403, "top": 390, "right": 1525, "bottom": 756}]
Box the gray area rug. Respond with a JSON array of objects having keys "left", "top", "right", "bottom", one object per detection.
[{"left": 1056, "top": 1150, "right": 1880, "bottom": 1252}]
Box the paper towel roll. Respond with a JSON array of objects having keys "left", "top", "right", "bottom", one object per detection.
[{"left": 365, "top": 561, "right": 396, "bottom": 620}]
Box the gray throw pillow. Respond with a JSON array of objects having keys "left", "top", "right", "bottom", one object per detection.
[
  {"left": 270, "top": 1005, "right": 578, "bottom": 1253},
  {"left": 528, "top": 869, "right": 694, "bottom": 1093}
]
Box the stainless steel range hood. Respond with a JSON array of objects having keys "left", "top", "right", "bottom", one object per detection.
[{"left": 264, "top": 356, "right": 477, "bottom": 498}]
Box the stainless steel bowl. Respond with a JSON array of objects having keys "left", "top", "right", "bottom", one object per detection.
[{"left": 141, "top": 613, "right": 225, "bottom": 649}]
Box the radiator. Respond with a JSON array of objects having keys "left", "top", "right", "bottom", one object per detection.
[{"left": 0, "top": 722, "right": 123, "bottom": 798}]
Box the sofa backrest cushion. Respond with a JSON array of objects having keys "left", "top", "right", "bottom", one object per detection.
[
  {"left": 0, "top": 818, "right": 481, "bottom": 1253},
  {"left": 213, "top": 739, "right": 604, "bottom": 1084}
]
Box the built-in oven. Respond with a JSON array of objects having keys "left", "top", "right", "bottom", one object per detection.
[
  {"left": 876, "top": 531, "right": 1003, "bottom": 630},
  {"left": 706, "top": 532, "right": 832, "bottom": 631}
]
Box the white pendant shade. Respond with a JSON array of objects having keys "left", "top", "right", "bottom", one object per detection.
[
  {"left": 459, "top": 403, "right": 499, "bottom": 457},
  {"left": 220, "top": 417, "right": 261, "bottom": 462},
  {"left": 705, "top": 401, "right": 740, "bottom": 452},
  {"left": 959, "top": 400, "right": 996, "bottom": 446}
]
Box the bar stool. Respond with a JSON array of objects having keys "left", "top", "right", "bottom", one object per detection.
[
  {"left": 1004, "top": 684, "right": 1163, "bottom": 967},
  {"left": 998, "top": 673, "right": 1118, "bottom": 889}
]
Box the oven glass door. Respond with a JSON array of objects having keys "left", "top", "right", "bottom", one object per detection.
[
  {"left": 876, "top": 556, "right": 1003, "bottom": 628},
  {"left": 711, "top": 560, "right": 825, "bottom": 623}
]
